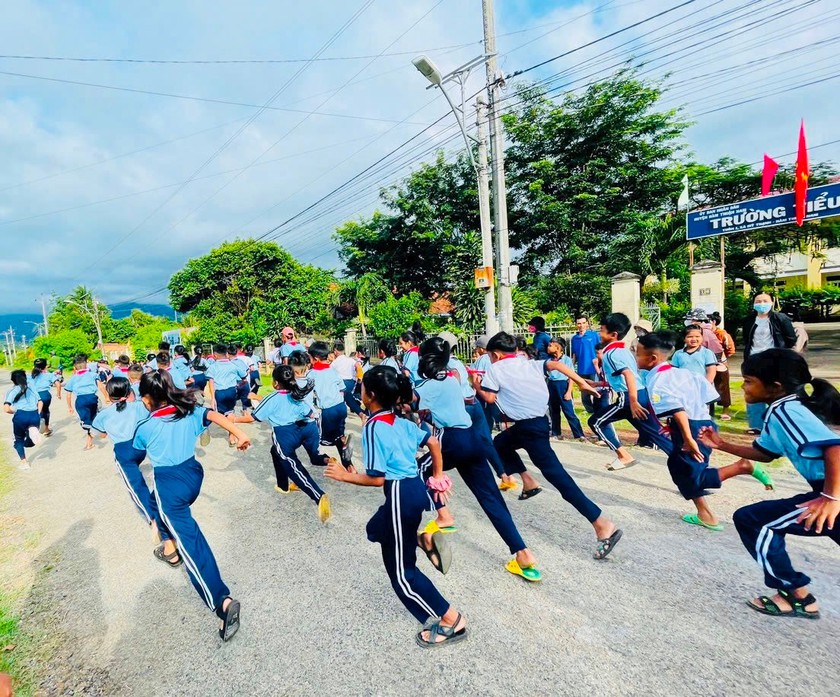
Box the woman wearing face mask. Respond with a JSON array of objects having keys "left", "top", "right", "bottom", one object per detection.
[{"left": 741, "top": 292, "right": 797, "bottom": 434}]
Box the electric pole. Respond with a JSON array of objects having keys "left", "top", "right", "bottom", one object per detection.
[
  {"left": 482, "top": 0, "right": 515, "bottom": 332},
  {"left": 38, "top": 295, "right": 49, "bottom": 336},
  {"left": 475, "top": 97, "right": 499, "bottom": 335}
]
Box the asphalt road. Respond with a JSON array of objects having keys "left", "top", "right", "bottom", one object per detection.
[{"left": 3, "top": 384, "right": 840, "bottom": 696}]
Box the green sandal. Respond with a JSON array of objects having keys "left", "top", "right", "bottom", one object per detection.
[
  {"left": 750, "top": 464, "right": 775, "bottom": 490},
  {"left": 747, "top": 589, "right": 820, "bottom": 619},
  {"left": 682, "top": 513, "right": 724, "bottom": 532},
  {"left": 505, "top": 559, "right": 542, "bottom": 582}
]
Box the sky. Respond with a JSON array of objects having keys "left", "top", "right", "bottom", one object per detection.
[{"left": 0, "top": 0, "right": 836, "bottom": 314}]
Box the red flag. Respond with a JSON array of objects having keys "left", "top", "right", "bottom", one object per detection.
[
  {"left": 794, "top": 120, "right": 809, "bottom": 226},
  {"left": 761, "top": 154, "right": 779, "bottom": 196}
]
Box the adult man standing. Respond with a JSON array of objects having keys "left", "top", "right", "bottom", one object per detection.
[
  {"left": 741, "top": 291, "right": 797, "bottom": 433},
  {"left": 570, "top": 316, "right": 600, "bottom": 414}
]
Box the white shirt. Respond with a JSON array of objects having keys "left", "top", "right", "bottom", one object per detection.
[
  {"left": 268, "top": 347, "right": 282, "bottom": 365},
  {"left": 480, "top": 355, "right": 548, "bottom": 421},
  {"left": 331, "top": 354, "right": 357, "bottom": 381},
  {"left": 751, "top": 316, "right": 774, "bottom": 355}
]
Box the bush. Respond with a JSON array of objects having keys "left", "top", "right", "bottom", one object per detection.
[
  {"left": 31, "top": 330, "right": 97, "bottom": 368},
  {"left": 367, "top": 293, "right": 429, "bottom": 339}
]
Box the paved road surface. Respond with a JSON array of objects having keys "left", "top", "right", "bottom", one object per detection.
[{"left": 3, "top": 381, "right": 840, "bottom": 696}]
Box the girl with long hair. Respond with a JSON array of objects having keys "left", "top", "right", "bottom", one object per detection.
[{"left": 3, "top": 369, "right": 43, "bottom": 470}]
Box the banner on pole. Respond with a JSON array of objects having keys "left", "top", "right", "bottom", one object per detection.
[{"left": 686, "top": 182, "right": 840, "bottom": 241}]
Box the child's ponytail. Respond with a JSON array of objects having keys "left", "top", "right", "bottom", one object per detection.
[
  {"left": 799, "top": 378, "right": 840, "bottom": 425},
  {"left": 418, "top": 337, "right": 450, "bottom": 380},
  {"left": 272, "top": 365, "right": 313, "bottom": 402},
  {"left": 32, "top": 358, "right": 47, "bottom": 379},
  {"left": 139, "top": 370, "right": 196, "bottom": 419},
  {"left": 10, "top": 370, "right": 28, "bottom": 402},
  {"left": 106, "top": 376, "right": 132, "bottom": 412}
]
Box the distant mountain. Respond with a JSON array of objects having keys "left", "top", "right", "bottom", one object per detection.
[{"left": 110, "top": 303, "right": 176, "bottom": 320}]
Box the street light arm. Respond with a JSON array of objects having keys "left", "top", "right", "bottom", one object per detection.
[{"left": 437, "top": 84, "right": 478, "bottom": 171}]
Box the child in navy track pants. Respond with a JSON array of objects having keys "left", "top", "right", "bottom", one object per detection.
[
  {"left": 325, "top": 366, "right": 467, "bottom": 648},
  {"left": 133, "top": 370, "right": 250, "bottom": 641},
  {"left": 700, "top": 348, "right": 840, "bottom": 619},
  {"left": 64, "top": 356, "right": 103, "bottom": 450},
  {"left": 3, "top": 370, "right": 42, "bottom": 468}
]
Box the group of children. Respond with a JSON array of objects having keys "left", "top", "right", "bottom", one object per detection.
[{"left": 4, "top": 312, "right": 840, "bottom": 645}]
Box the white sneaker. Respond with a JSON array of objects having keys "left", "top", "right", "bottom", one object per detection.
[
  {"left": 18, "top": 461, "right": 31, "bottom": 471},
  {"left": 28, "top": 427, "right": 42, "bottom": 446}
]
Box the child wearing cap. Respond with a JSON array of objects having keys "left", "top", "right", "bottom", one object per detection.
[{"left": 279, "top": 328, "right": 306, "bottom": 362}]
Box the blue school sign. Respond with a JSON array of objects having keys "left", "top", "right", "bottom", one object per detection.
[{"left": 686, "top": 182, "right": 840, "bottom": 240}]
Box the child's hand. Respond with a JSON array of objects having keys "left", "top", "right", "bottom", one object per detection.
[
  {"left": 629, "top": 399, "right": 648, "bottom": 420},
  {"left": 580, "top": 384, "right": 600, "bottom": 398},
  {"left": 324, "top": 459, "right": 347, "bottom": 482},
  {"left": 796, "top": 495, "right": 840, "bottom": 533},
  {"left": 563, "top": 391, "right": 573, "bottom": 401},
  {"left": 697, "top": 426, "right": 722, "bottom": 449},
  {"left": 683, "top": 437, "right": 704, "bottom": 462},
  {"left": 235, "top": 435, "right": 251, "bottom": 451}
]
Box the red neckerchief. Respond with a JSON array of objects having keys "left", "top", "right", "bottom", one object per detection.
[
  {"left": 604, "top": 341, "right": 625, "bottom": 352},
  {"left": 151, "top": 405, "right": 178, "bottom": 418},
  {"left": 406, "top": 347, "right": 419, "bottom": 354},
  {"left": 367, "top": 410, "right": 396, "bottom": 425},
  {"left": 117, "top": 367, "right": 130, "bottom": 374},
  {"left": 74, "top": 369, "right": 88, "bottom": 375},
  {"left": 496, "top": 353, "right": 518, "bottom": 361},
  {"left": 311, "top": 362, "right": 331, "bottom": 371},
  {"left": 655, "top": 363, "right": 673, "bottom": 373},
  {"left": 287, "top": 341, "right": 298, "bottom": 346}
]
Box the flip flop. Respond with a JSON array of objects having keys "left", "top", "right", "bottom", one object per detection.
[
  {"left": 750, "top": 464, "right": 775, "bottom": 490},
  {"left": 682, "top": 513, "right": 723, "bottom": 532},
  {"left": 423, "top": 520, "right": 457, "bottom": 535},
  {"left": 219, "top": 598, "right": 241, "bottom": 641},
  {"left": 518, "top": 487, "right": 542, "bottom": 501},
  {"left": 606, "top": 458, "right": 637, "bottom": 471},
  {"left": 499, "top": 480, "right": 519, "bottom": 491},
  {"left": 274, "top": 483, "right": 300, "bottom": 494},
  {"left": 719, "top": 414, "right": 732, "bottom": 421},
  {"left": 505, "top": 559, "right": 542, "bottom": 582},
  {"left": 421, "top": 532, "right": 452, "bottom": 574},
  {"left": 594, "top": 528, "right": 623, "bottom": 560},
  {"left": 318, "top": 494, "right": 332, "bottom": 524},
  {"left": 153, "top": 544, "right": 183, "bottom": 568}
]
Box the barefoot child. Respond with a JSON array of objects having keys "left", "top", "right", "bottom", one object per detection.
[
  {"left": 64, "top": 355, "right": 103, "bottom": 450},
  {"left": 591, "top": 313, "right": 673, "bottom": 470},
  {"left": 474, "top": 332, "right": 624, "bottom": 560},
  {"left": 30, "top": 358, "right": 60, "bottom": 436},
  {"left": 636, "top": 332, "right": 774, "bottom": 531},
  {"left": 699, "top": 348, "right": 840, "bottom": 619},
  {"left": 91, "top": 377, "right": 179, "bottom": 565},
  {"left": 3, "top": 370, "right": 42, "bottom": 470},
  {"left": 325, "top": 366, "right": 468, "bottom": 648},
  {"left": 233, "top": 365, "right": 333, "bottom": 523},
  {"left": 133, "top": 370, "right": 250, "bottom": 641}
]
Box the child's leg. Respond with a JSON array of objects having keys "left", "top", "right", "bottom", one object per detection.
[
  {"left": 268, "top": 443, "right": 290, "bottom": 491},
  {"left": 320, "top": 405, "right": 350, "bottom": 466},
  {"left": 40, "top": 394, "right": 51, "bottom": 428},
  {"left": 113, "top": 450, "right": 156, "bottom": 525},
  {"left": 274, "top": 426, "right": 324, "bottom": 503},
  {"left": 154, "top": 460, "right": 230, "bottom": 616},
  {"left": 494, "top": 425, "right": 541, "bottom": 490},
  {"left": 465, "top": 402, "right": 507, "bottom": 480},
  {"left": 343, "top": 380, "right": 363, "bottom": 415},
  {"left": 237, "top": 381, "right": 252, "bottom": 410},
  {"left": 299, "top": 421, "right": 330, "bottom": 468},
  {"left": 373, "top": 479, "right": 451, "bottom": 624},
  {"left": 547, "top": 382, "right": 562, "bottom": 437},
  {"left": 590, "top": 394, "right": 633, "bottom": 460},
  {"left": 559, "top": 390, "right": 585, "bottom": 439},
  {"left": 11, "top": 414, "right": 27, "bottom": 460}
]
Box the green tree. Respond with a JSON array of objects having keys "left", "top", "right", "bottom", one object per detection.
[{"left": 31, "top": 329, "right": 95, "bottom": 367}]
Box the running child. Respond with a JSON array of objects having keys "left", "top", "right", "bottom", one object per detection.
[
  {"left": 3, "top": 370, "right": 43, "bottom": 470},
  {"left": 671, "top": 325, "right": 717, "bottom": 384},
  {"left": 206, "top": 343, "right": 247, "bottom": 420},
  {"left": 128, "top": 363, "right": 144, "bottom": 398},
  {"left": 30, "top": 358, "right": 60, "bottom": 436},
  {"left": 65, "top": 355, "right": 103, "bottom": 450},
  {"left": 324, "top": 366, "right": 468, "bottom": 648},
  {"left": 189, "top": 347, "right": 210, "bottom": 391},
  {"left": 378, "top": 339, "right": 402, "bottom": 372},
  {"left": 233, "top": 365, "right": 333, "bottom": 523},
  {"left": 133, "top": 370, "right": 248, "bottom": 641},
  {"left": 546, "top": 337, "right": 586, "bottom": 442},
  {"left": 474, "top": 332, "right": 623, "bottom": 559},
  {"left": 91, "top": 377, "right": 179, "bottom": 565},
  {"left": 279, "top": 327, "right": 305, "bottom": 362},
  {"left": 587, "top": 342, "right": 617, "bottom": 446},
  {"left": 307, "top": 342, "right": 354, "bottom": 469},
  {"left": 155, "top": 351, "right": 188, "bottom": 389},
  {"left": 699, "top": 349, "right": 840, "bottom": 619},
  {"left": 591, "top": 313, "right": 673, "bottom": 470},
  {"left": 399, "top": 331, "right": 421, "bottom": 383},
  {"left": 415, "top": 338, "right": 541, "bottom": 582},
  {"left": 230, "top": 344, "right": 253, "bottom": 414},
  {"left": 97, "top": 358, "right": 112, "bottom": 384},
  {"left": 469, "top": 335, "right": 501, "bottom": 434},
  {"left": 172, "top": 345, "right": 194, "bottom": 386},
  {"left": 112, "top": 355, "right": 132, "bottom": 381},
  {"left": 636, "top": 332, "right": 774, "bottom": 531}
]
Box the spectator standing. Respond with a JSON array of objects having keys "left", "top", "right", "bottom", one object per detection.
[
  {"left": 570, "top": 316, "right": 601, "bottom": 414},
  {"left": 741, "top": 292, "right": 797, "bottom": 433},
  {"left": 528, "top": 316, "right": 551, "bottom": 360},
  {"left": 708, "top": 312, "right": 735, "bottom": 421}
]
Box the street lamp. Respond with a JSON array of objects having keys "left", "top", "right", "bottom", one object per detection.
[{"left": 412, "top": 54, "right": 498, "bottom": 335}]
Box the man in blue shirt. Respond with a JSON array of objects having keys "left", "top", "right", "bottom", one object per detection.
[{"left": 571, "top": 316, "right": 600, "bottom": 414}]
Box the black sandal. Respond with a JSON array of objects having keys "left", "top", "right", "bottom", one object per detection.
[
  {"left": 153, "top": 544, "right": 182, "bottom": 568},
  {"left": 518, "top": 487, "right": 542, "bottom": 501},
  {"left": 747, "top": 589, "right": 820, "bottom": 619},
  {"left": 594, "top": 528, "right": 623, "bottom": 560},
  {"left": 415, "top": 613, "right": 468, "bottom": 648},
  {"left": 219, "top": 598, "right": 241, "bottom": 641},
  {"left": 419, "top": 532, "right": 451, "bottom": 575}
]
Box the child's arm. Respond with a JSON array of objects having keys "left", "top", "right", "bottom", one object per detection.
[
  {"left": 671, "top": 412, "right": 703, "bottom": 461},
  {"left": 795, "top": 444, "right": 840, "bottom": 533},
  {"left": 66, "top": 392, "right": 74, "bottom": 414},
  {"left": 705, "top": 365, "right": 716, "bottom": 383},
  {"left": 248, "top": 392, "right": 262, "bottom": 403},
  {"left": 231, "top": 413, "right": 256, "bottom": 424},
  {"left": 544, "top": 360, "right": 598, "bottom": 396},
  {"left": 207, "top": 379, "right": 216, "bottom": 409},
  {"left": 97, "top": 380, "right": 109, "bottom": 404},
  {"left": 473, "top": 375, "right": 497, "bottom": 404},
  {"left": 697, "top": 427, "right": 775, "bottom": 462},
  {"left": 622, "top": 369, "right": 648, "bottom": 419},
  {"left": 206, "top": 410, "right": 251, "bottom": 450},
  {"left": 324, "top": 461, "right": 384, "bottom": 487},
  {"left": 2, "top": 404, "right": 12, "bottom": 415}
]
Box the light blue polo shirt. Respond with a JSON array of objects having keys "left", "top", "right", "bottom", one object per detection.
[
  {"left": 601, "top": 342, "right": 639, "bottom": 393},
  {"left": 160, "top": 367, "right": 187, "bottom": 390},
  {"left": 64, "top": 369, "right": 101, "bottom": 396},
  {"left": 92, "top": 401, "right": 149, "bottom": 444},
  {"left": 415, "top": 376, "right": 472, "bottom": 429},
  {"left": 309, "top": 364, "right": 345, "bottom": 410},
  {"left": 133, "top": 406, "right": 211, "bottom": 468},
  {"left": 206, "top": 359, "right": 246, "bottom": 390},
  {"left": 448, "top": 357, "right": 475, "bottom": 399},
  {"left": 755, "top": 394, "right": 840, "bottom": 483},
  {"left": 380, "top": 356, "right": 401, "bottom": 372},
  {"left": 172, "top": 356, "right": 192, "bottom": 382},
  {"left": 130, "top": 382, "right": 141, "bottom": 398},
  {"left": 111, "top": 367, "right": 132, "bottom": 382},
  {"left": 671, "top": 347, "right": 717, "bottom": 377},
  {"left": 362, "top": 411, "right": 429, "bottom": 480},
  {"left": 30, "top": 372, "right": 59, "bottom": 393},
  {"left": 402, "top": 348, "right": 420, "bottom": 383},
  {"left": 471, "top": 353, "right": 491, "bottom": 374},
  {"left": 280, "top": 342, "right": 306, "bottom": 358},
  {"left": 3, "top": 386, "right": 41, "bottom": 411},
  {"left": 546, "top": 355, "right": 575, "bottom": 381},
  {"left": 252, "top": 390, "right": 312, "bottom": 427}
]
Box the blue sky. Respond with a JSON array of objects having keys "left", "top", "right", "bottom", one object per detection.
[{"left": 0, "top": 0, "right": 836, "bottom": 313}]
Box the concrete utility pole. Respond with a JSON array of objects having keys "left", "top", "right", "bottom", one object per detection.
[
  {"left": 38, "top": 295, "right": 49, "bottom": 336},
  {"left": 482, "top": 0, "right": 515, "bottom": 332},
  {"left": 475, "top": 97, "right": 499, "bottom": 335}
]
